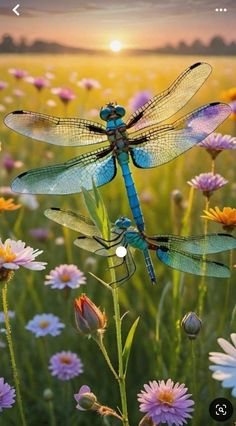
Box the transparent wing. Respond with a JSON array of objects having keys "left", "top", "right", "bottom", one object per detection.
[
  {"left": 129, "top": 103, "right": 231, "bottom": 168},
  {"left": 4, "top": 110, "right": 107, "bottom": 146},
  {"left": 11, "top": 147, "right": 116, "bottom": 194},
  {"left": 126, "top": 62, "right": 212, "bottom": 132},
  {"left": 74, "top": 236, "right": 109, "bottom": 254},
  {"left": 148, "top": 233, "right": 236, "bottom": 255},
  {"left": 44, "top": 208, "right": 99, "bottom": 237},
  {"left": 156, "top": 248, "right": 230, "bottom": 278}
]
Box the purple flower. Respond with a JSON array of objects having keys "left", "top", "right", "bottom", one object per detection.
[
  {"left": 230, "top": 101, "right": 236, "bottom": 113},
  {"left": 0, "top": 311, "right": 15, "bottom": 323},
  {"left": 2, "top": 154, "right": 23, "bottom": 173},
  {"left": 138, "top": 379, "right": 194, "bottom": 425},
  {"left": 9, "top": 68, "right": 28, "bottom": 79},
  {"left": 26, "top": 77, "right": 49, "bottom": 91},
  {"left": 51, "top": 87, "right": 76, "bottom": 104},
  {"left": 0, "top": 378, "right": 16, "bottom": 412},
  {"left": 74, "top": 385, "right": 97, "bottom": 411},
  {"left": 26, "top": 313, "right": 65, "bottom": 337},
  {"left": 29, "top": 228, "right": 50, "bottom": 242},
  {"left": 188, "top": 173, "right": 228, "bottom": 197},
  {"left": 45, "top": 264, "right": 86, "bottom": 289},
  {"left": 129, "top": 91, "right": 152, "bottom": 112},
  {"left": 199, "top": 133, "right": 236, "bottom": 158},
  {"left": 0, "top": 81, "right": 8, "bottom": 90},
  {"left": 49, "top": 351, "right": 83, "bottom": 381},
  {"left": 78, "top": 78, "right": 101, "bottom": 91}
]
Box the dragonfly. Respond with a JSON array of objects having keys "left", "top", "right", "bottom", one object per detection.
[
  {"left": 5, "top": 62, "right": 232, "bottom": 283},
  {"left": 45, "top": 208, "right": 236, "bottom": 286}
]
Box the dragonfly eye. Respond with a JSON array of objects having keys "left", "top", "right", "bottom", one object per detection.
[
  {"left": 100, "top": 107, "right": 111, "bottom": 121},
  {"left": 115, "top": 105, "right": 126, "bottom": 117},
  {"left": 115, "top": 217, "right": 131, "bottom": 229}
]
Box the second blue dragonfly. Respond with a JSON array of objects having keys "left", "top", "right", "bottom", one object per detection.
[{"left": 45, "top": 209, "right": 236, "bottom": 286}]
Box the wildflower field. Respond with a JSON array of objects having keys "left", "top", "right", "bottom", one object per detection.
[{"left": 0, "top": 54, "right": 236, "bottom": 426}]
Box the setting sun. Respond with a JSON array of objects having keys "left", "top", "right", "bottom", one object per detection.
[{"left": 110, "top": 40, "right": 122, "bottom": 52}]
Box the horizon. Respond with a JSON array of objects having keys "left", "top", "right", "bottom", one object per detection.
[{"left": 0, "top": 0, "right": 235, "bottom": 50}]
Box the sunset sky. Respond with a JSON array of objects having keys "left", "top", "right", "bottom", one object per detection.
[{"left": 0, "top": 0, "right": 235, "bottom": 49}]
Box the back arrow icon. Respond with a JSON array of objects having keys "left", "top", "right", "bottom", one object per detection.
[{"left": 13, "top": 4, "right": 20, "bottom": 16}]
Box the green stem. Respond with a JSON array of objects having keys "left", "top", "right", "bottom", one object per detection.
[
  {"left": 95, "top": 334, "right": 119, "bottom": 380},
  {"left": 198, "top": 196, "right": 209, "bottom": 316},
  {"left": 2, "top": 283, "right": 27, "bottom": 426},
  {"left": 48, "top": 401, "right": 56, "bottom": 426},
  {"left": 190, "top": 340, "right": 197, "bottom": 425},
  {"left": 108, "top": 257, "right": 129, "bottom": 426}
]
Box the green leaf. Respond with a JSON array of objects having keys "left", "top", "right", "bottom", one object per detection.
[{"left": 122, "top": 317, "right": 140, "bottom": 376}]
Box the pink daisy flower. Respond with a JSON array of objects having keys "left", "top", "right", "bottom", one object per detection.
[
  {"left": 0, "top": 238, "right": 47, "bottom": 271},
  {"left": 45, "top": 264, "right": 86, "bottom": 289}
]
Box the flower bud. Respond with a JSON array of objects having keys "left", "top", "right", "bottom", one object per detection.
[
  {"left": 74, "top": 294, "right": 107, "bottom": 336},
  {"left": 171, "top": 189, "right": 183, "bottom": 205},
  {"left": 74, "top": 385, "right": 97, "bottom": 411},
  {"left": 181, "top": 312, "right": 202, "bottom": 339},
  {"left": 43, "top": 388, "right": 54, "bottom": 401},
  {"left": 78, "top": 392, "right": 97, "bottom": 410}
]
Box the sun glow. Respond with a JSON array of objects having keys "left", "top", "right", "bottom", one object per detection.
[{"left": 110, "top": 40, "right": 122, "bottom": 52}]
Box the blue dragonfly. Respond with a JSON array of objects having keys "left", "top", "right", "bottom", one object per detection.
[
  {"left": 5, "top": 62, "right": 231, "bottom": 283},
  {"left": 44, "top": 208, "right": 236, "bottom": 286}
]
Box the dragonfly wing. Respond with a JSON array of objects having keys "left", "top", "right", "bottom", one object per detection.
[
  {"left": 11, "top": 147, "right": 116, "bottom": 194},
  {"left": 74, "top": 236, "right": 110, "bottom": 255},
  {"left": 148, "top": 233, "right": 236, "bottom": 255},
  {"left": 44, "top": 208, "right": 99, "bottom": 237},
  {"left": 156, "top": 248, "right": 230, "bottom": 278},
  {"left": 4, "top": 110, "right": 107, "bottom": 146},
  {"left": 130, "top": 103, "right": 231, "bottom": 168},
  {"left": 126, "top": 62, "right": 212, "bottom": 132}
]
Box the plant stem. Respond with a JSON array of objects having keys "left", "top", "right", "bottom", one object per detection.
[
  {"left": 95, "top": 334, "right": 119, "bottom": 380},
  {"left": 218, "top": 249, "right": 234, "bottom": 333},
  {"left": 108, "top": 257, "right": 129, "bottom": 426},
  {"left": 2, "top": 283, "right": 27, "bottom": 426},
  {"left": 198, "top": 196, "right": 209, "bottom": 316}
]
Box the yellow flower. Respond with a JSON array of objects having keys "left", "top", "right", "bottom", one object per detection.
[
  {"left": 0, "top": 197, "right": 21, "bottom": 212},
  {"left": 202, "top": 207, "right": 236, "bottom": 232},
  {"left": 221, "top": 87, "right": 236, "bottom": 102}
]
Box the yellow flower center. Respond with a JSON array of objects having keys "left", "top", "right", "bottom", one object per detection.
[
  {"left": 60, "top": 356, "right": 72, "bottom": 365},
  {"left": 61, "top": 274, "right": 71, "bottom": 282},
  {"left": 0, "top": 244, "right": 17, "bottom": 263},
  {"left": 158, "top": 390, "right": 174, "bottom": 405},
  {"left": 39, "top": 321, "right": 50, "bottom": 329}
]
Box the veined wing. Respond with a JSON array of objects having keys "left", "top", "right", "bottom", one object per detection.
[
  {"left": 44, "top": 208, "right": 99, "bottom": 237},
  {"left": 126, "top": 62, "right": 212, "bottom": 132},
  {"left": 148, "top": 233, "right": 236, "bottom": 255},
  {"left": 156, "top": 248, "right": 230, "bottom": 278},
  {"left": 11, "top": 147, "right": 116, "bottom": 194},
  {"left": 4, "top": 110, "right": 107, "bottom": 146},
  {"left": 130, "top": 103, "right": 231, "bottom": 168},
  {"left": 74, "top": 236, "right": 109, "bottom": 255}
]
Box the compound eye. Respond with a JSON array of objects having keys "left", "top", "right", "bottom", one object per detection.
[
  {"left": 115, "top": 105, "right": 125, "bottom": 117},
  {"left": 100, "top": 107, "right": 111, "bottom": 121}
]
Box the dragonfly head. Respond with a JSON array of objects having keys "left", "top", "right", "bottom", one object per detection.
[
  {"left": 100, "top": 103, "right": 126, "bottom": 121},
  {"left": 115, "top": 217, "right": 131, "bottom": 229}
]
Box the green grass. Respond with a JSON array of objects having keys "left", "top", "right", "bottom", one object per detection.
[{"left": 0, "top": 54, "right": 236, "bottom": 425}]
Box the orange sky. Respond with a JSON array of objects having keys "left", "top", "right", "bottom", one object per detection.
[{"left": 0, "top": 0, "right": 235, "bottom": 49}]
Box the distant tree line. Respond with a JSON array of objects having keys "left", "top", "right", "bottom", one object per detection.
[{"left": 0, "top": 34, "right": 235, "bottom": 55}]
